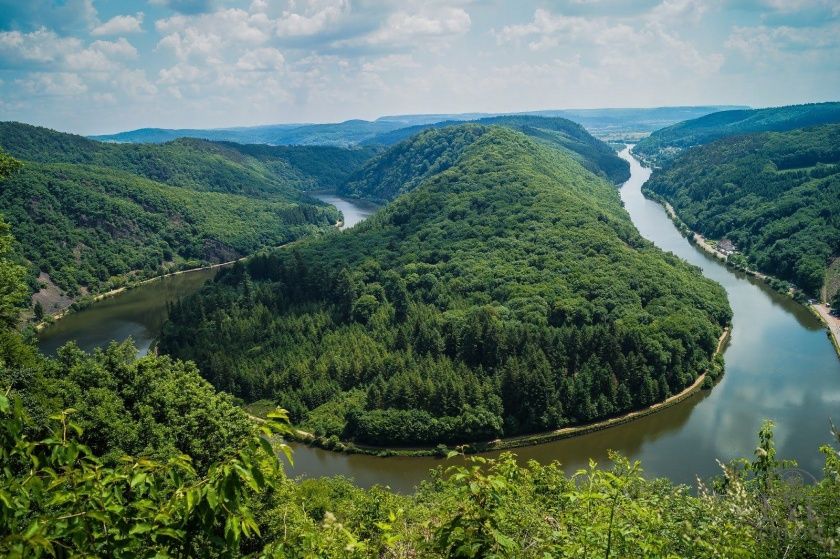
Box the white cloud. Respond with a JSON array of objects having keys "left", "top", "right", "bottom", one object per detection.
[
  {"left": 726, "top": 22, "right": 840, "bottom": 62},
  {"left": 494, "top": 5, "right": 723, "bottom": 76},
  {"left": 363, "top": 7, "right": 471, "bottom": 45},
  {"left": 275, "top": 0, "right": 349, "bottom": 37},
  {"left": 159, "top": 63, "right": 203, "bottom": 84},
  {"left": 91, "top": 13, "right": 144, "bottom": 36},
  {"left": 155, "top": 8, "right": 275, "bottom": 61},
  {"left": 16, "top": 72, "right": 88, "bottom": 96},
  {"left": 0, "top": 28, "right": 82, "bottom": 66},
  {"left": 236, "top": 47, "right": 285, "bottom": 71},
  {"left": 361, "top": 54, "right": 419, "bottom": 73}
]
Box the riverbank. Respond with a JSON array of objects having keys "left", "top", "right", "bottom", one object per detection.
[
  {"left": 649, "top": 194, "right": 840, "bottom": 360},
  {"left": 33, "top": 257, "right": 251, "bottom": 333},
  {"left": 812, "top": 303, "right": 840, "bottom": 358},
  {"left": 276, "top": 328, "right": 730, "bottom": 458}
]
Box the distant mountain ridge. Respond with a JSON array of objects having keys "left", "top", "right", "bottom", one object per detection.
[
  {"left": 90, "top": 106, "right": 746, "bottom": 146},
  {"left": 633, "top": 102, "right": 840, "bottom": 165}
]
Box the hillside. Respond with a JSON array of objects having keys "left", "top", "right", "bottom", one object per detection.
[
  {"left": 0, "top": 122, "right": 377, "bottom": 307},
  {"left": 159, "top": 125, "right": 730, "bottom": 447},
  {"left": 633, "top": 102, "right": 840, "bottom": 165},
  {"left": 644, "top": 124, "right": 840, "bottom": 298},
  {"left": 344, "top": 117, "right": 630, "bottom": 202},
  {"left": 91, "top": 119, "right": 406, "bottom": 147},
  {"left": 0, "top": 161, "right": 835, "bottom": 556}
]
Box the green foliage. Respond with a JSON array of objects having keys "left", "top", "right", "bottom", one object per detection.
[
  {"left": 0, "top": 392, "right": 291, "bottom": 558},
  {"left": 2, "top": 339, "right": 255, "bottom": 473},
  {"left": 249, "top": 426, "right": 840, "bottom": 558},
  {"left": 634, "top": 102, "right": 840, "bottom": 165},
  {"left": 0, "top": 122, "right": 365, "bottom": 298},
  {"left": 0, "top": 208, "right": 835, "bottom": 558},
  {"left": 0, "top": 151, "right": 27, "bottom": 325},
  {"left": 645, "top": 125, "right": 840, "bottom": 296},
  {"left": 160, "top": 125, "right": 730, "bottom": 447},
  {"left": 345, "top": 117, "right": 629, "bottom": 203}
]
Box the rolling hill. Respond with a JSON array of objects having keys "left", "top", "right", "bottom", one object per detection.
[
  {"left": 633, "top": 102, "right": 840, "bottom": 166},
  {"left": 644, "top": 124, "right": 840, "bottom": 298},
  {"left": 343, "top": 116, "right": 631, "bottom": 202},
  {"left": 0, "top": 122, "right": 376, "bottom": 309},
  {"left": 159, "top": 124, "right": 730, "bottom": 446}
]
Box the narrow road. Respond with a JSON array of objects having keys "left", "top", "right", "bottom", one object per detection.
[{"left": 812, "top": 303, "right": 840, "bottom": 357}]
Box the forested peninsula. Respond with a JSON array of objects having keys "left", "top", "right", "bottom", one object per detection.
[
  {"left": 0, "top": 122, "right": 376, "bottom": 312},
  {"left": 159, "top": 124, "right": 731, "bottom": 447},
  {"left": 644, "top": 124, "right": 840, "bottom": 299}
]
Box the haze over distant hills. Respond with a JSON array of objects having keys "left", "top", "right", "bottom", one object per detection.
[
  {"left": 90, "top": 106, "right": 746, "bottom": 146},
  {"left": 634, "top": 102, "right": 840, "bottom": 165}
]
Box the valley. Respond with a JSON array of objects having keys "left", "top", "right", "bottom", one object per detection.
[{"left": 34, "top": 145, "right": 840, "bottom": 494}]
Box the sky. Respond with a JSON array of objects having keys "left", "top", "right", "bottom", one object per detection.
[{"left": 0, "top": 0, "right": 838, "bottom": 135}]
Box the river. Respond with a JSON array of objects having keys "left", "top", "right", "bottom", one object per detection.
[
  {"left": 37, "top": 194, "right": 374, "bottom": 356},
  {"left": 38, "top": 156, "right": 840, "bottom": 493}
]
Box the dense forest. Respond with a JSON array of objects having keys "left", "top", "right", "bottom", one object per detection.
[
  {"left": 0, "top": 122, "right": 378, "bottom": 305},
  {"left": 159, "top": 124, "right": 730, "bottom": 447},
  {"left": 0, "top": 154, "right": 836, "bottom": 554},
  {"left": 645, "top": 124, "right": 840, "bottom": 298},
  {"left": 355, "top": 115, "right": 631, "bottom": 192},
  {"left": 0, "top": 128, "right": 837, "bottom": 557},
  {"left": 634, "top": 102, "right": 840, "bottom": 166}
]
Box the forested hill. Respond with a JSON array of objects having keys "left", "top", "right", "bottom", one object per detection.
[
  {"left": 633, "top": 102, "right": 840, "bottom": 166},
  {"left": 0, "top": 122, "right": 376, "bottom": 197},
  {"left": 356, "top": 115, "right": 630, "bottom": 193},
  {"left": 645, "top": 124, "right": 840, "bottom": 298},
  {"left": 159, "top": 125, "right": 730, "bottom": 447},
  {"left": 0, "top": 122, "right": 376, "bottom": 307}
]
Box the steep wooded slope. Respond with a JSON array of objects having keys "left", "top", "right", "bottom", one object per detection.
[
  {"left": 645, "top": 124, "right": 840, "bottom": 297},
  {"left": 0, "top": 122, "right": 373, "bottom": 299}
]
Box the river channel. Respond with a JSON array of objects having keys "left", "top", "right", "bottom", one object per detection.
[{"left": 38, "top": 152, "right": 840, "bottom": 493}]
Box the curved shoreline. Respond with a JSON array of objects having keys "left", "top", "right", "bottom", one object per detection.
[
  {"left": 647, "top": 192, "right": 840, "bottom": 360},
  {"left": 34, "top": 257, "right": 248, "bottom": 333},
  {"left": 285, "top": 327, "right": 731, "bottom": 458}
]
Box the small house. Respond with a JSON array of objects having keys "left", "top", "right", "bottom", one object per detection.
[{"left": 718, "top": 239, "right": 736, "bottom": 255}]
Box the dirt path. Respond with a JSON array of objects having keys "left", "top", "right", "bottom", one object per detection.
[{"left": 812, "top": 303, "right": 840, "bottom": 358}]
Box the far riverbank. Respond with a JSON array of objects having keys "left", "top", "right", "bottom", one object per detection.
[{"left": 646, "top": 186, "right": 840, "bottom": 360}]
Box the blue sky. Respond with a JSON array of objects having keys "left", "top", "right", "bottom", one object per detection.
[{"left": 0, "top": 0, "right": 838, "bottom": 134}]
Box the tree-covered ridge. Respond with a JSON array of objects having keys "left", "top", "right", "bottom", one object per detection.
[
  {"left": 0, "top": 160, "right": 339, "bottom": 298},
  {"left": 633, "top": 102, "right": 840, "bottom": 166},
  {"left": 352, "top": 116, "right": 630, "bottom": 199},
  {"left": 645, "top": 124, "right": 840, "bottom": 298},
  {"left": 340, "top": 125, "right": 491, "bottom": 202},
  {"left": 160, "top": 125, "right": 730, "bottom": 447},
  {"left": 0, "top": 122, "right": 382, "bottom": 301},
  {"left": 0, "top": 121, "right": 375, "bottom": 198}
]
